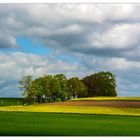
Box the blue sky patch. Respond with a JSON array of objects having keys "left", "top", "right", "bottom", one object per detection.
[{"left": 16, "top": 37, "right": 52, "bottom": 56}]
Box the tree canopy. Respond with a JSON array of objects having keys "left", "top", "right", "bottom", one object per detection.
[
  {"left": 68, "top": 77, "right": 87, "bottom": 98},
  {"left": 82, "top": 71, "right": 117, "bottom": 97},
  {"left": 19, "top": 71, "right": 117, "bottom": 104}
]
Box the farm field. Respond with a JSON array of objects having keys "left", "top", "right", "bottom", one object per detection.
[
  {"left": 0, "top": 111, "right": 140, "bottom": 136},
  {"left": 45, "top": 100, "right": 140, "bottom": 108},
  {"left": 0, "top": 97, "right": 140, "bottom": 116},
  {"left": 0, "top": 97, "right": 140, "bottom": 136},
  {"left": 0, "top": 98, "right": 24, "bottom": 106},
  {"left": 1, "top": 104, "right": 140, "bottom": 116},
  {"left": 71, "top": 96, "right": 140, "bottom": 101}
]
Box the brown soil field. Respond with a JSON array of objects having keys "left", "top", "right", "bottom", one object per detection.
[{"left": 45, "top": 100, "right": 140, "bottom": 108}]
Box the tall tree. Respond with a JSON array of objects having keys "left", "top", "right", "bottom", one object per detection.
[
  {"left": 82, "top": 71, "right": 117, "bottom": 97},
  {"left": 68, "top": 77, "right": 87, "bottom": 98},
  {"left": 31, "top": 77, "right": 44, "bottom": 103},
  {"left": 53, "top": 74, "right": 68, "bottom": 101},
  {"left": 19, "top": 75, "right": 35, "bottom": 103},
  {"left": 43, "top": 75, "right": 53, "bottom": 102},
  {"left": 30, "top": 75, "right": 54, "bottom": 103}
]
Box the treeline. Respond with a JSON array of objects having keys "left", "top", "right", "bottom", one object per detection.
[{"left": 19, "top": 71, "right": 117, "bottom": 104}]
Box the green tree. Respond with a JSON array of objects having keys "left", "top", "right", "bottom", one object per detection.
[
  {"left": 82, "top": 71, "right": 117, "bottom": 97},
  {"left": 30, "top": 75, "right": 54, "bottom": 103},
  {"left": 33, "top": 76, "right": 53, "bottom": 103},
  {"left": 52, "top": 74, "right": 68, "bottom": 101},
  {"left": 42, "top": 75, "right": 54, "bottom": 102},
  {"left": 19, "top": 75, "right": 35, "bottom": 104},
  {"left": 68, "top": 77, "right": 87, "bottom": 98}
]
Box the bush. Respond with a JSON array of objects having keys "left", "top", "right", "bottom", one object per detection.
[
  {"left": 55, "top": 98, "right": 61, "bottom": 102},
  {"left": 48, "top": 98, "right": 54, "bottom": 103}
]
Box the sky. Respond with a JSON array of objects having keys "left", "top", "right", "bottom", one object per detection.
[{"left": 0, "top": 4, "right": 140, "bottom": 97}]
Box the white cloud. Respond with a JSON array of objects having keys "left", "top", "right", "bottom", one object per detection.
[
  {"left": 90, "top": 23, "right": 140, "bottom": 49},
  {"left": 0, "top": 52, "right": 80, "bottom": 97},
  {"left": 0, "top": 4, "right": 140, "bottom": 58},
  {"left": 106, "top": 58, "right": 140, "bottom": 70}
]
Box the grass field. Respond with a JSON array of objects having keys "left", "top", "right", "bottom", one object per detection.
[
  {"left": 0, "top": 111, "right": 140, "bottom": 136},
  {"left": 0, "top": 105, "right": 140, "bottom": 116},
  {"left": 71, "top": 96, "right": 140, "bottom": 101},
  {"left": 0, "top": 98, "right": 23, "bottom": 106}
]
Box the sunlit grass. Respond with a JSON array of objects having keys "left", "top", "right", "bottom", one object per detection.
[
  {"left": 0, "top": 105, "right": 140, "bottom": 116},
  {"left": 71, "top": 97, "right": 140, "bottom": 101}
]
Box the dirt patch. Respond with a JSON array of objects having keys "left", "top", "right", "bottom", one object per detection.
[{"left": 44, "top": 100, "right": 140, "bottom": 108}]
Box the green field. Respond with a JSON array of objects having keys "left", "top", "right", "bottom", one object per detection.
[
  {"left": 0, "top": 112, "right": 140, "bottom": 136},
  {"left": 71, "top": 96, "right": 140, "bottom": 101},
  {"left": 0, "top": 98, "right": 23, "bottom": 106}
]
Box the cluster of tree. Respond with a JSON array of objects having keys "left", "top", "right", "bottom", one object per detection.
[{"left": 19, "top": 71, "right": 117, "bottom": 104}]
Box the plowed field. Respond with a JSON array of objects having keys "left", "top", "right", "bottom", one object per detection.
[{"left": 45, "top": 100, "right": 140, "bottom": 108}]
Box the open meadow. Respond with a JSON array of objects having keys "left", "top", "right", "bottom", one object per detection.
[
  {"left": 0, "top": 97, "right": 140, "bottom": 136},
  {"left": 0, "top": 112, "right": 140, "bottom": 136}
]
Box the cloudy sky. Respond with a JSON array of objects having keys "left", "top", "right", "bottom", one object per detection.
[{"left": 0, "top": 4, "right": 140, "bottom": 97}]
